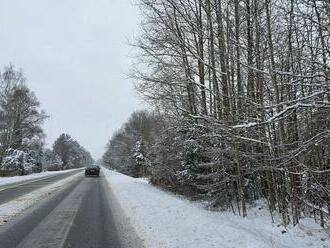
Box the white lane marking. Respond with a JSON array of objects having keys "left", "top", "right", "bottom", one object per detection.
[{"left": 16, "top": 179, "right": 89, "bottom": 248}]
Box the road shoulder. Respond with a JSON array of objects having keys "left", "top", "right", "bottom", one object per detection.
[{"left": 103, "top": 171, "right": 145, "bottom": 248}]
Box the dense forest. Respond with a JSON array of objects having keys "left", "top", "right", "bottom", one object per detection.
[
  {"left": 103, "top": 110, "right": 164, "bottom": 177},
  {"left": 0, "top": 65, "right": 93, "bottom": 174},
  {"left": 44, "top": 133, "right": 94, "bottom": 171},
  {"left": 103, "top": 0, "right": 329, "bottom": 227}
]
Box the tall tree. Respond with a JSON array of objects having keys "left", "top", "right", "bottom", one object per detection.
[{"left": 0, "top": 65, "right": 47, "bottom": 174}]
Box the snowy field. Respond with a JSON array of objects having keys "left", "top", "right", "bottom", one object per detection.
[
  {"left": 103, "top": 168, "right": 329, "bottom": 248},
  {"left": 0, "top": 169, "right": 81, "bottom": 188},
  {"left": 0, "top": 171, "right": 82, "bottom": 225}
]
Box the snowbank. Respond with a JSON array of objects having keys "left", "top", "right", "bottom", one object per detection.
[
  {"left": 0, "top": 171, "right": 82, "bottom": 225},
  {"left": 0, "top": 168, "right": 81, "bottom": 188},
  {"left": 103, "top": 168, "right": 329, "bottom": 248}
]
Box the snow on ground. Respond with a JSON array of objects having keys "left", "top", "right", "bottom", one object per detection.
[
  {"left": 103, "top": 168, "right": 329, "bottom": 248},
  {"left": 0, "top": 169, "right": 81, "bottom": 188},
  {"left": 0, "top": 171, "right": 82, "bottom": 225}
]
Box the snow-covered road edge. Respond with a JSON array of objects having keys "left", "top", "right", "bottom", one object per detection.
[
  {"left": 103, "top": 167, "right": 329, "bottom": 248},
  {"left": 102, "top": 172, "right": 145, "bottom": 248},
  {"left": 0, "top": 168, "right": 82, "bottom": 189},
  {"left": 0, "top": 171, "right": 83, "bottom": 225}
]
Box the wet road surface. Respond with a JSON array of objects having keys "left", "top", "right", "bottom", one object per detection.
[{"left": 0, "top": 173, "right": 122, "bottom": 248}]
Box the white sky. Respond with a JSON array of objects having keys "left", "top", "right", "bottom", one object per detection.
[{"left": 0, "top": 0, "right": 144, "bottom": 159}]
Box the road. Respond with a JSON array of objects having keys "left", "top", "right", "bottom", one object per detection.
[
  {"left": 0, "top": 171, "right": 124, "bottom": 248},
  {"left": 0, "top": 170, "right": 82, "bottom": 205}
]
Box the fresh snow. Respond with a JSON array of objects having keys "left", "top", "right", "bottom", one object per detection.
[
  {"left": 103, "top": 168, "right": 329, "bottom": 248},
  {"left": 0, "top": 169, "right": 80, "bottom": 188},
  {"left": 0, "top": 171, "right": 82, "bottom": 225}
]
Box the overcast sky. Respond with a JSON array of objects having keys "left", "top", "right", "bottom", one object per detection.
[{"left": 0, "top": 0, "right": 144, "bottom": 159}]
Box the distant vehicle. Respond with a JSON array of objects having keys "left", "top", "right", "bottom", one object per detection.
[{"left": 85, "top": 166, "right": 100, "bottom": 177}]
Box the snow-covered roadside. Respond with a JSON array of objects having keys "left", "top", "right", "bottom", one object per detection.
[
  {"left": 0, "top": 171, "right": 82, "bottom": 225},
  {"left": 103, "top": 168, "right": 329, "bottom": 248},
  {"left": 0, "top": 169, "right": 81, "bottom": 188}
]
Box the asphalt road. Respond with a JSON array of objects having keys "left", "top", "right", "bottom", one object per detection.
[
  {"left": 0, "top": 172, "right": 123, "bottom": 248},
  {"left": 0, "top": 169, "right": 83, "bottom": 205}
]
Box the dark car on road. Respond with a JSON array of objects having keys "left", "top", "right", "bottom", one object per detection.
[{"left": 85, "top": 166, "right": 100, "bottom": 177}]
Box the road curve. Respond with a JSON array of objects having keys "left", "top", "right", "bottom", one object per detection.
[{"left": 0, "top": 173, "right": 123, "bottom": 248}]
